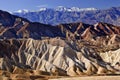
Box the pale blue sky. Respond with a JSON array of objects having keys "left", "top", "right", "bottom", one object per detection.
[{"left": 0, "top": 0, "right": 120, "bottom": 12}]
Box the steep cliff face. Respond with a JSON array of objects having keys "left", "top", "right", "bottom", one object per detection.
[{"left": 0, "top": 38, "right": 120, "bottom": 77}]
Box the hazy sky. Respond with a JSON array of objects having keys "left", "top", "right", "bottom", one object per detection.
[{"left": 0, "top": 0, "right": 120, "bottom": 12}]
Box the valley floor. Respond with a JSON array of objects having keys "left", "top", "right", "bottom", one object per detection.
[{"left": 49, "top": 76, "right": 120, "bottom": 80}]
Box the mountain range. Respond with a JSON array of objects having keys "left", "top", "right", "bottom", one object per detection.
[
  {"left": 0, "top": 8, "right": 120, "bottom": 79},
  {"left": 13, "top": 6, "right": 120, "bottom": 26}
]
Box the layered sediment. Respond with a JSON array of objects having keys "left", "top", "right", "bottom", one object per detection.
[{"left": 0, "top": 38, "right": 120, "bottom": 77}]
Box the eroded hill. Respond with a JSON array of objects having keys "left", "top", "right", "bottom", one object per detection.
[{"left": 0, "top": 10, "right": 120, "bottom": 79}]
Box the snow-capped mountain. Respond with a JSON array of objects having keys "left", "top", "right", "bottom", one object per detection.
[
  {"left": 55, "top": 6, "right": 68, "bottom": 11},
  {"left": 38, "top": 7, "right": 47, "bottom": 11},
  {"left": 55, "top": 6, "right": 97, "bottom": 12},
  {"left": 14, "top": 6, "right": 97, "bottom": 13},
  {"left": 15, "top": 9, "right": 29, "bottom": 13},
  {"left": 13, "top": 6, "right": 120, "bottom": 26}
]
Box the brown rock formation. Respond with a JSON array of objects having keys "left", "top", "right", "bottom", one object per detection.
[
  {"left": 0, "top": 10, "right": 120, "bottom": 79},
  {"left": 0, "top": 38, "right": 119, "bottom": 77}
]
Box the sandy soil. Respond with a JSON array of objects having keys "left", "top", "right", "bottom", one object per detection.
[{"left": 49, "top": 76, "right": 120, "bottom": 80}]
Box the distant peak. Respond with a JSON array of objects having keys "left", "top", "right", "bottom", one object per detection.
[
  {"left": 14, "top": 9, "right": 29, "bottom": 13},
  {"left": 39, "top": 7, "right": 47, "bottom": 11},
  {"left": 55, "top": 6, "right": 67, "bottom": 11},
  {"left": 14, "top": 6, "right": 98, "bottom": 13},
  {"left": 55, "top": 6, "right": 97, "bottom": 12}
]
